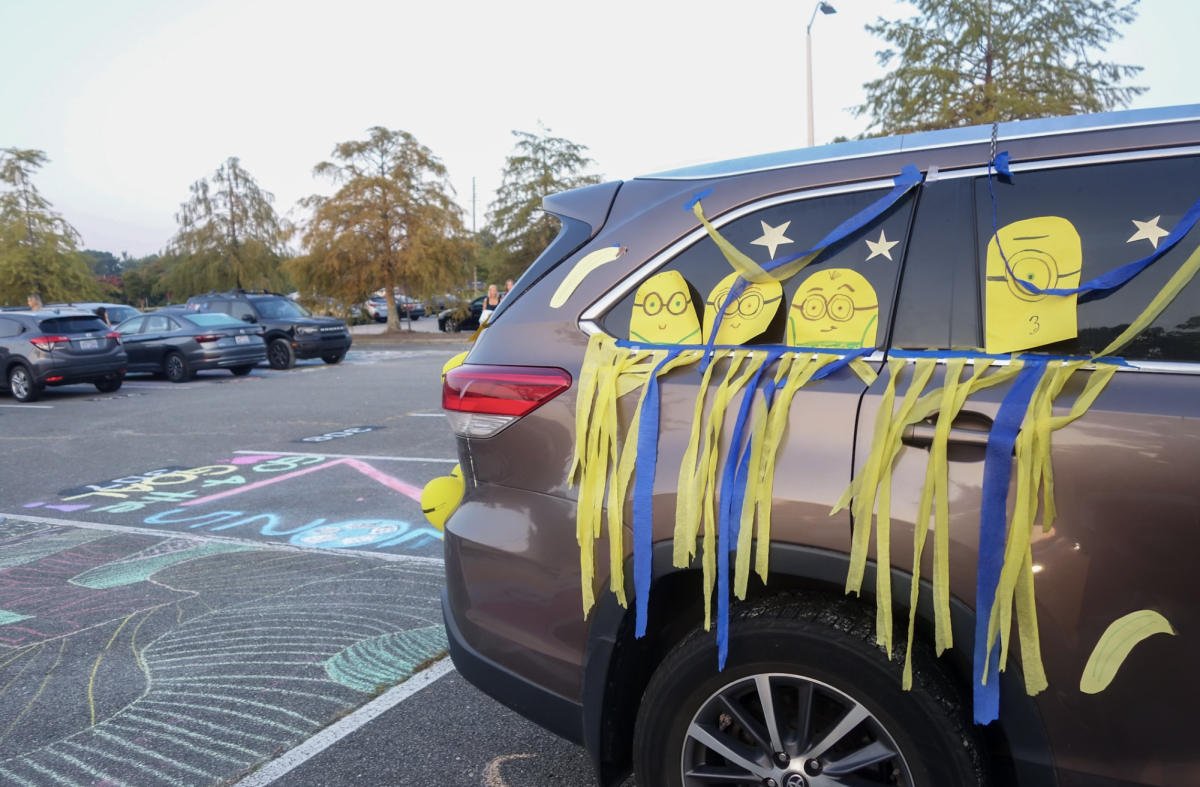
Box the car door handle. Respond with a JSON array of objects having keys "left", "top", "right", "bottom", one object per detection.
[{"left": 901, "top": 411, "right": 994, "bottom": 449}]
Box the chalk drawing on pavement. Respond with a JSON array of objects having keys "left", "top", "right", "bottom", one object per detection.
[
  {"left": 296, "top": 425, "right": 385, "bottom": 443},
  {"left": 0, "top": 519, "right": 448, "bottom": 787}
]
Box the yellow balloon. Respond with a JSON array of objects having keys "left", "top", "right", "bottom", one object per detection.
[
  {"left": 442, "top": 351, "right": 468, "bottom": 383},
  {"left": 630, "top": 270, "right": 702, "bottom": 345},
  {"left": 702, "top": 271, "right": 782, "bottom": 345},
  {"left": 788, "top": 269, "right": 879, "bottom": 349},
  {"left": 421, "top": 464, "right": 464, "bottom": 531}
]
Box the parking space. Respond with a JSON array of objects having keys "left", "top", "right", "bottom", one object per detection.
[{"left": 0, "top": 345, "right": 610, "bottom": 787}]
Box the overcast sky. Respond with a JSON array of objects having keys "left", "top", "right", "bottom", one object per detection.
[{"left": 1, "top": 0, "right": 1194, "bottom": 257}]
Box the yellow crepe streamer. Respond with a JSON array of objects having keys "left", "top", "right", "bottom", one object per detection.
[
  {"left": 848, "top": 357, "right": 879, "bottom": 386},
  {"left": 674, "top": 350, "right": 730, "bottom": 567},
  {"left": 608, "top": 350, "right": 702, "bottom": 607},
  {"left": 569, "top": 332, "right": 613, "bottom": 487},
  {"left": 699, "top": 352, "right": 764, "bottom": 629},
  {"left": 1093, "top": 241, "right": 1200, "bottom": 359},
  {"left": 1080, "top": 610, "right": 1176, "bottom": 694},
  {"left": 550, "top": 245, "right": 626, "bottom": 308},
  {"left": 754, "top": 354, "right": 838, "bottom": 583},
  {"left": 691, "top": 202, "right": 822, "bottom": 284}
]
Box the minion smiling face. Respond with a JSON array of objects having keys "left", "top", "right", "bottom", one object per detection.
[
  {"left": 789, "top": 269, "right": 879, "bottom": 349},
  {"left": 630, "top": 271, "right": 701, "bottom": 344},
  {"left": 702, "top": 271, "right": 783, "bottom": 345}
]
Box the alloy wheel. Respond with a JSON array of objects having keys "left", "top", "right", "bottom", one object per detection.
[
  {"left": 681, "top": 673, "right": 912, "bottom": 787},
  {"left": 166, "top": 354, "right": 185, "bottom": 382},
  {"left": 270, "top": 342, "right": 290, "bottom": 368},
  {"left": 10, "top": 368, "right": 29, "bottom": 400}
]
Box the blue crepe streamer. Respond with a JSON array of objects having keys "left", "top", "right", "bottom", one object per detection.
[
  {"left": 684, "top": 188, "right": 713, "bottom": 211},
  {"left": 887, "top": 349, "right": 1133, "bottom": 367},
  {"left": 632, "top": 351, "right": 681, "bottom": 638},
  {"left": 696, "top": 165, "right": 923, "bottom": 371},
  {"left": 988, "top": 152, "right": 1200, "bottom": 302},
  {"left": 715, "top": 350, "right": 784, "bottom": 668},
  {"left": 973, "top": 359, "right": 1045, "bottom": 724}
]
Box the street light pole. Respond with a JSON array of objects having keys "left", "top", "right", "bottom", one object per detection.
[{"left": 806, "top": 1, "right": 837, "bottom": 147}]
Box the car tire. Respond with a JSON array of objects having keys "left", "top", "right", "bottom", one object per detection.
[
  {"left": 93, "top": 374, "right": 124, "bottom": 393},
  {"left": 444, "top": 318, "right": 459, "bottom": 333},
  {"left": 322, "top": 352, "right": 346, "bottom": 365},
  {"left": 633, "top": 594, "right": 987, "bottom": 787},
  {"left": 7, "top": 364, "right": 44, "bottom": 403},
  {"left": 268, "top": 339, "right": 296, "bottom": 370},
  {"left": 164, "top": 351, "right": 192, "bottom": 383},
  {"left": 229, "top": 365, "right": 255, "bottom": 376}
]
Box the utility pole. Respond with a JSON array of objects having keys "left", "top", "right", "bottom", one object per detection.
[
  {"left": 807, "top": 2, "right": 837, "bottom": 147},
  {"left": 472, "top": 177, "right": 477, "bottom": 292}
]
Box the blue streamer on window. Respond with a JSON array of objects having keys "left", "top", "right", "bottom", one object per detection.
[
  {"left": 974, "top": 359, "right": 1045, "bottom": 724},
  {"left": 697, "top": 166, "right": 923, "bottom": 371},
  {"left": 988, "top": 152, "right": 1200, "bottom": 302},
  {"left": 632, "top": 350, "right": 681, "bottom": 638},
  {"left": 716, "top": 349, "right": 785, "bottom": 668}
]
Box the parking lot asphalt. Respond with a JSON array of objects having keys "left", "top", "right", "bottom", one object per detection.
[{"left": 0, "top": 346, "right": 616, "bottom": 787}]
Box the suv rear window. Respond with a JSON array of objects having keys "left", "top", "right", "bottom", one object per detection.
[{"left": 39, "top": 317, "right": 108, "bottom": 334}]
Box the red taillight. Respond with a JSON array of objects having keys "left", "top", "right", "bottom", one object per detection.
[
  {"left": 106, "top": 331, "right": 121, "bottom": 344},
  {"left": 194, "top": 333, "right": 226, "bottom": 343},
  {"left": 30, "top": 335, "right": 70, "bottom": 350},
  {"left": 442, "top": 365, "right": 571, "bottom": 437},
  {"left": 45, "top": 376, "right": 63, "bottom": 382}
]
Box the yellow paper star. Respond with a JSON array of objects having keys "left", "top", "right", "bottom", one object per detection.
[
  {"left": 1127, "top": 216, "right": 1170, "bottom": 249},
  {"left": 750, "top": 220, "right": 793, "bottom": 259},
  {"left": 865, "top": 230, "right": 899, "bottom": 261}
]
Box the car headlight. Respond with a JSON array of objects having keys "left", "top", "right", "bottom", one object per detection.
[{"left": 295, "top": 326, "right": 317, "bottom": 335}]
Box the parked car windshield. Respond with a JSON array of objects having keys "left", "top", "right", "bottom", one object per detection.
[
  {"left": 250, "top": 298, "right": 311, "bottom": 319},
  {"left": 39, "top": 317, "right": 108, "bottom": 334},
  {"left": 183, "top": 313, "right": 245, "bottom": 328}
]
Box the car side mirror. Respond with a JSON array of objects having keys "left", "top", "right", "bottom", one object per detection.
[{"left": 241, "top": 315, "right": 257, "bottom": 323}]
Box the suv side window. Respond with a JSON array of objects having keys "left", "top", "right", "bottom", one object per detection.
[
  {"left": 973, "top": 154, "right": 1200, "bottom": 362},
  {"left": 601, "top": 186, "right": 917, "bottom": 346},
  {"left": 204, "top": 301, "right": 231, "bottom": 315},
  {"left": 229, "top": 301, "right": 257, "bottom": 321},
  {"left": 0, "top": 318, "right": 23, "bottom": 338}
]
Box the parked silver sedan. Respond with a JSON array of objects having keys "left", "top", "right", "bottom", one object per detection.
[{"left": 114, "top": 310, "right": 266, "bottom": 382}]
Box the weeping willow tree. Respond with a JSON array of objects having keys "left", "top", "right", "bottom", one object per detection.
[
  {"left": 856, "top": 0, "right": 1146, "bottom": 135},
  {"left": 0, "top": 148, "right": 100, "bottom": 305},
  {"left": 166, "top": 157, "right": 289, "bottom": 297},
  {"left": 288, "top": 127, "right": 469, "bottom": 333}
]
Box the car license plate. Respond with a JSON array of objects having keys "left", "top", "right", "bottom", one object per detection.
[
  {"left": 235, "top": 335, "right": 250, "bottom": 345},
  {"left": 80, "top": 339, "right": 99, "bottom": 350}
]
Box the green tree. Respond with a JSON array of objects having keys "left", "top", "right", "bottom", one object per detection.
[
  {"left": 81, "top": 249, "right": 123, "bottom": 277},
  {"left": 166, "top": 157, "right": 288, "bottom": 297},
  {"left": 289, "top": 127, "right": 469, "bottom": 333},
  {"left": 855, "top": 0, "right": 1146, "bottom": 135},
  {"left": 487, "top": 124, "right": 602, "bottom": 281},
  {"left": 0, "top": 148, "right": 100, "bottom": 305}
]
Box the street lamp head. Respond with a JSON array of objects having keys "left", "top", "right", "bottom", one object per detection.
[{"left": 819, "top": 2, "right": 836, "bottom": 13}]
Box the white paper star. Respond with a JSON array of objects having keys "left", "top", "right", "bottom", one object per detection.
[
  {"left": 865, "top": 230, "right": 899, "bottom": 261},
  {"left": 1127, "top": 216, "right": 1170, "bottom": 249},
  {"left": 750, "top": 220, "right": 793, "bottom": 259}
]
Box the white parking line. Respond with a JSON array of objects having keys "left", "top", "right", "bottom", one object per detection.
[
  {"left": 0, "top": 404, "right": 53, "bottom": 409},
  {"left": 407, "top": 413, "right": 445, "bottom": 417},
  {"left": 0, "top": 513, "right": 444, "bottom": 565},
  {"left": 234, "top": 657, "right": 456, "bottom": 787},
  {"left": 232, "top": 450, "right": 457, "bottom": 463}
]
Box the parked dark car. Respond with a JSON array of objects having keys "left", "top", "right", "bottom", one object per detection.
[
  {"left": 397, "top": 295, "right": 426, "bottom": 320},
  {"left": 45, "top": 301, "right": 140, "bottom": 326},
  {"left": 184, "top": 290, "right": 351, "bottom": 370},
  {"left": 437, "top": 295, "right": 485, "bottom": 332},
  {"left": 114, "top": 310, "right": 266, "bottom": 382},
  {"left": 440, "top": 104, "right": 1200, "bottom": 787},
  {"left": 0, "top": 308, "right": 126, "bottom": 402}
]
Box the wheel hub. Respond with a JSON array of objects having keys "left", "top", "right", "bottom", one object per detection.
[{"left": 782, "top": 773, "right": 806, "bottom": 787}]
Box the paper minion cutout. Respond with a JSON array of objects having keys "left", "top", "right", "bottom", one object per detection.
[
  {"left": 702, "top": 271, "right": 782, "bottom": 344},
  {"left": 630, "top": 271, "right": 701, "bottom": 345},
  {"left": 788, "top": 269, "right": 879, "bottom": 349},
  {"left": 421, "top": 464, "right": 464, "bottom": 531},
  {"left": 985, "top": 217, "right": 1081, "bottom": 354}
]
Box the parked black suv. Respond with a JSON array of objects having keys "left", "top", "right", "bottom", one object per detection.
[
  {"left": 184, "top": 290, "right": 352, "bottom": 370},
  {"left": 0, "top": 308, "right": 127, "bottom": 402}
]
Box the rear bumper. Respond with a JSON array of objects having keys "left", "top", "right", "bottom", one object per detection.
[
  {"left": 442, "top": 585, "right": 584, "bottom": 744},
  {"left": 192, "top": 346, "right": 266, "bottom": 369},
  {"left": 40, "top": 355, "right": 127, "bottom": 386}
]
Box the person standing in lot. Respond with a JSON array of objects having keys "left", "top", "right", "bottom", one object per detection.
[
  {"left": 504, "top": 279, "right": 514, "bottom": 298},
  {"left": 27, "top": 294, "right": 42, "bottom": 310},
  {"left": 481, "top": 284, "right": 502, "bottom": 324}
]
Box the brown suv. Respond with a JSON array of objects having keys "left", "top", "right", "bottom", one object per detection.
[{"left": 441, "top": 105, "right": 1200, "bottom": 787}]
